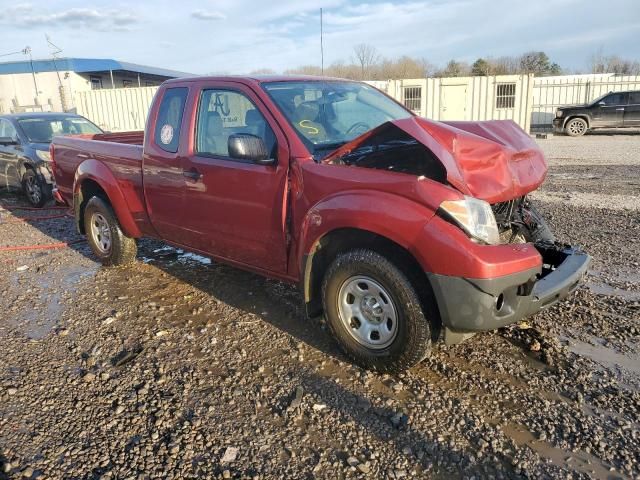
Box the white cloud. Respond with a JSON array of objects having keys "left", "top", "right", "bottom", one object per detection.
[
  {"left": 0, "top": 5, "right": 139, "bottom": 31},
  {"left": 191, "top": 10, "right": 226, "bottom": 21}
]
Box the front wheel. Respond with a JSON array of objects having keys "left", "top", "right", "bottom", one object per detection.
[
  {"left": 22, "top": 168, "right": 51, "bottom": 208},
  {"left": 565, "top": 118, "right": 588, "bottom": 137},
  {"left": 322, "top": 249, "right": 433, "bottom": 373},
  {"left": 84, "top": 196, "right": 137, "bottom": 266}
]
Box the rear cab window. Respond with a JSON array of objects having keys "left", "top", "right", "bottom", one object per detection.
[{"left": 154, "top": 87, "right": 188, "bottom": 153}]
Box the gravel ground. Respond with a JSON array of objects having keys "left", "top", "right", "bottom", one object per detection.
[{"left": 1, "top": 133, "right": 639, "bottom": 480}]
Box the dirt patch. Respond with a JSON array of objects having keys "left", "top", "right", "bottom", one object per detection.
[{"left": 1, "top": 134, "right": 639, "bottom": 479}]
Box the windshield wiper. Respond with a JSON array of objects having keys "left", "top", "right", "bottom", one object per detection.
[{"left": 314, "top": 141, "right": 347, "bottom": 151}]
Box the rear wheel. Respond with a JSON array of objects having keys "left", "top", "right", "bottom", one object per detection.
[
  {"left": 322, "top": 249, "right": 433, "bottom": 373},
  {"left": 565, "top": 118, "right": 588, "bottom": 137},
  {"left": 84, "top": 196, "right": 137, "bottom": 266},
  {"left": 22, "top": 168, "right": 51, "bottom": 208}
]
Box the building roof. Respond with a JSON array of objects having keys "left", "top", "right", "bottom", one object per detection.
[{"left": 0, "top": 58, "right": 191, "bottom": 78}]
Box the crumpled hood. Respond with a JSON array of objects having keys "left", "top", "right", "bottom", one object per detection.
[{"left": 323, "top": 117, "right": 547, "bottom": 203}]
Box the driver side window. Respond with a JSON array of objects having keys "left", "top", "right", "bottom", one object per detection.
[
  {"left": 601, "top": 93, "right": 626, "bottom": 106},
  {"left": 195, "top": 89, "right": 276, "bottom": 160}
]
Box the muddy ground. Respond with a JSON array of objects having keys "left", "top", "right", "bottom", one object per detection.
[{"left": 1, "top": 133, "right": 639, "bottom": 480}]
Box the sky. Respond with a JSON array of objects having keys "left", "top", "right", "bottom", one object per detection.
[{"left": 0, "top": 0, "right": 639, "bottom": 75}]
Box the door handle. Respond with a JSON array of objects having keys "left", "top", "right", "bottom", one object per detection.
[
  {"left": 616, "top": 108, "right": 625, "bottom": 111},
  {"left": 182, "top": 169, "right": 202, "bottom": 181}
]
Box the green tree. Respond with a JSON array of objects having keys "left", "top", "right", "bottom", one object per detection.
[{"left": 471, "top": 58, "right": 491, "bottom": 76}]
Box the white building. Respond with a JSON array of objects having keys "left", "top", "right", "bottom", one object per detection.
[{"left": 0, "top": 57, "right": 189, "bottom": 114}]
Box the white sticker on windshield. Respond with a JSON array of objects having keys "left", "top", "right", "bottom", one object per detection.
[{"left": 160, "top": 124, "right": 174, "bottom": 145}]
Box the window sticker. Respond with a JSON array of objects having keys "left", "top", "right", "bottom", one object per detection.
[{"left": 160, "top": 124, "right": 174, "bottom": 145}]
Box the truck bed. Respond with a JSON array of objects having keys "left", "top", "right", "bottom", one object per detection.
[{"left": 52, "top": 131, "right": 146, "bottom": 215}]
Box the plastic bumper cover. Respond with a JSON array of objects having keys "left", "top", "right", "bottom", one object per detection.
[
  {"left": 427, "top": 244, "right": 591, "bottom": 343},
  {"left": 552, "top": 118, "right": 564, "bottom": 133},
  {"left": 37, "top": 163, "right": 55, "bottom": 185}
]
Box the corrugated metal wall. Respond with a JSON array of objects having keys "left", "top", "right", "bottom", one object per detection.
[
  {"left": 531, "top": 74, "right": 640, "bottom": 130},
  {"left": 77, "top": 76, "right": 534, "bottom": 133},
  {"left": 369, "top": 75, "right": 533, "bottom": 131},
  {"left": 75, "top": 86, "right": 158, "bottom": 132},
  {"left": 77, "top": 74, "right": 640, "bottom": 134}
]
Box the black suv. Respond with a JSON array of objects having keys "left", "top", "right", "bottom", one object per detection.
[
  {"left": 553, "top": 90, "right": 640, "bottom": 136},
  {"left": 0, "top": 112, "right": 103, "bottom": 207}
]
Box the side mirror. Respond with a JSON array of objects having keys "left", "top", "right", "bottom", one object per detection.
[
  {"left": 228, "top": 134, "right": 274, "bottom": 165},
  {"left": 0, "top": 136, "right": 18, "bottom": 146},
  {"left": 598, "top": 101, "right": 606, "bottom": 106}
]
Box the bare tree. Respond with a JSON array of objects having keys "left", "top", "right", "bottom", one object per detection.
[
  {"left": 284, "top": 65, "right": 323, "bottom": 76},
  {"left": 250, "top": 68, "right": 276, "bottom": 75},
  {"left": 353, "top": 44, "right": 379, "bottom": 80},
  {"left": 436, "top": 60, "right": 470, "bottom": 77}
]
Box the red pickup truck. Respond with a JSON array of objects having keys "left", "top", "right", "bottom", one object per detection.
[{"left": 51, "top": 76, "right": 590, "bottom": 372}]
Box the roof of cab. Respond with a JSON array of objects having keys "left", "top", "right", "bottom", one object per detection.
[{"left": 162, "top": 74, "right": 353, "bottom": 86}]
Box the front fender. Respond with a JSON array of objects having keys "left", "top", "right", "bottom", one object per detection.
[
  {"left": 74, "top": 159, "right": 142, "bottom": 238},
  {"left": 299, "top": 190, "right": 436, "bottom": 271}
]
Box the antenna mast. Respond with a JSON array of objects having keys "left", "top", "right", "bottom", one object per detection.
[
  {"left": 45, "top": 35, "right": 69, "bottom": 111},
  {"left": 320, "top": 8, "right": 324, "bottom": 76}
]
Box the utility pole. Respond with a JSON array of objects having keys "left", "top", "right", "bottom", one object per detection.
[
  {"left": 46, "top": 34, "right": 69, "bottom": 111},
  {"left": 320, "top": 8, "right": 324, "bottom": 76},
  {"left": 23, "top": 47, "right": 39, "bottom": 104}
]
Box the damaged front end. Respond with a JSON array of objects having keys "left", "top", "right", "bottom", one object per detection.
[
  {"left": 322, "top": 117, "right": 589, "bottom": 342},
  {"left": 430, "top": 240, "right": 590, "bottom": 344},
  {"left": 323, "top": 116, "right": 547, "bottom": 204}
]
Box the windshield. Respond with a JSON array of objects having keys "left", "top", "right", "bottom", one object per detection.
[
  {"left": 262, "top": 81, "right": 412, "bottom": 159},
  {"left": 18, "top": 116, "right": 103, "bottom": 143}
]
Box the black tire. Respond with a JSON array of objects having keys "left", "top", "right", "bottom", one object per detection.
[
  {"left": 322, "top": 249, "right": 433, "bottom": 373},
  {"left": 565, "top": 117, "right": 588, "bottom": 137},
  {"left": 22, "top": 168, "right": 51, "bottom": 208},
  {"left": 84, "top": 196, "right": 137, "bottom": 266}
]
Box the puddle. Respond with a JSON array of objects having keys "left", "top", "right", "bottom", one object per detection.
[
  {"left": 586, "top": 282, "right": 640, "bottom": 302},
  {"left": 564, "top": 336, "right": 640, "bottom": 377},
  {"left": 503, "top": 423, "right": 626, "bottom": 479},
  {"left": 9, "top": 265, "right": 96, "bottom": 339},
  {"left": 585, "top": 269, "right": 640, "bottom": 302}
]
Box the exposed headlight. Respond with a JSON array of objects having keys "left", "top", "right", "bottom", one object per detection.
[
  {"left": 439, "top": 196, "right": 500, "bottom": 245},
  {"left": 555, "top": 110, "right": 563, "bottom": 118},
  {"left": 36, "top": 150, "right": 51, "bottom": 162}
]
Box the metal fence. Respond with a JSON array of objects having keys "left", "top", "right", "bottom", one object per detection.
[
  {"left": 369, "top": 75, "right": 533, "bottom": 132},
  {"left": 74, "top": 74, "right": 640, "bottom": 135},
  {"left": 531, "top": 74, "right": 640, "bottom": 131},
  {"left": 75, "top": 86, "right": 158, "bottom": 132}
]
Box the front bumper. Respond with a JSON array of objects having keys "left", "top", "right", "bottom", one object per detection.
[
  {"left": 37, "top": 162, "right": 55, "bottom": 185},
  {"left": 552, "top": 118, "right": 564, "bottom": 133},
  {"left": 427, "top": 243, "right": 590, "bottom": 343}
]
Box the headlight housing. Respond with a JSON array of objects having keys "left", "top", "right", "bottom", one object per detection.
[
  {"left": 555, "top": 110, "right": 563, "bottom": 118},
  {"left": 36, "top": 150, "right": 51, "bottom": 162},
  {"left": 439, "top": 196, "right": 500, "bottom": 245}
]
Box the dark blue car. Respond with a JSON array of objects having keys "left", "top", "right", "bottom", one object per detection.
[{"left": 0, "top": 112, "right": 103, "bottom": 207}]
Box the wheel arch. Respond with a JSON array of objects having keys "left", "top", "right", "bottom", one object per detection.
[
  {"left": 301, "top": 227, "right": 441, "bottom": 339},
  {"left": 564, "top": 114, "right": 590, "bottom": 129},
  {"left": 73, "top": 159, "right": 141, "bottom": 238}
]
